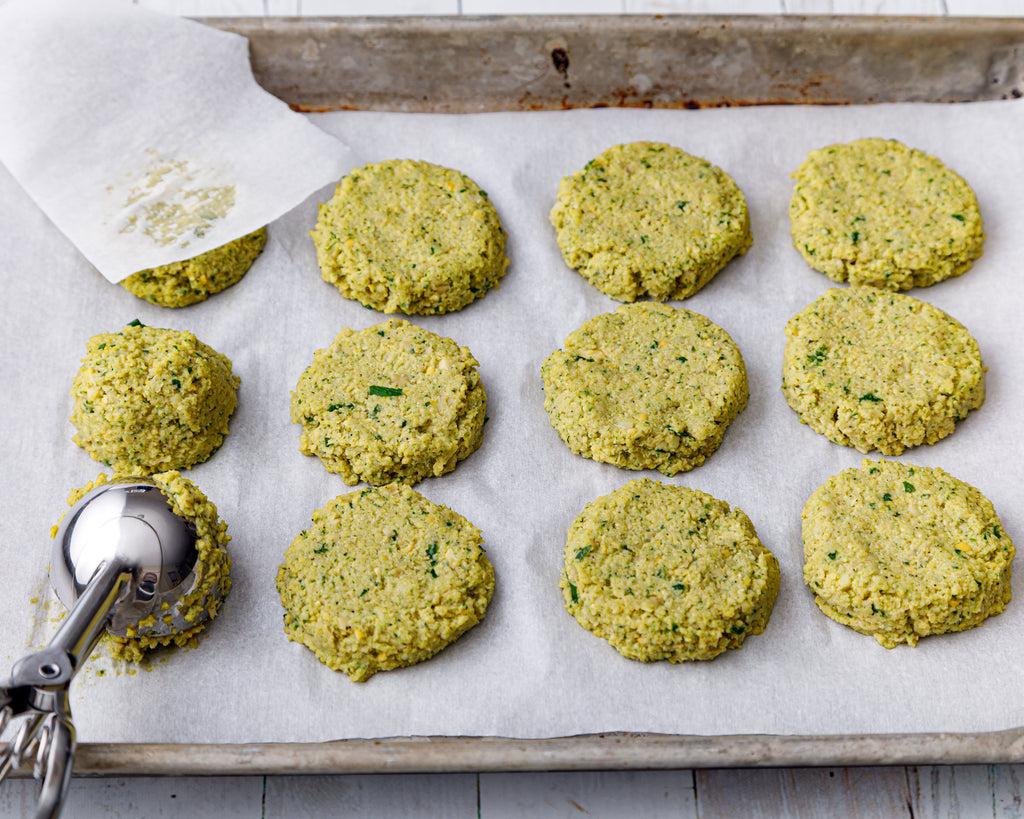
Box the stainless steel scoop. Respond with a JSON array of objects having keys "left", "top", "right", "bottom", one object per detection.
[{"left": 0, "top": 477, "right": 213, "bottom": 819}]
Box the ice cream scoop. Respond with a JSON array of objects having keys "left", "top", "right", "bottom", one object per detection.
[{"left": 0, "top": 477, "right": 223, "bottom": 818}]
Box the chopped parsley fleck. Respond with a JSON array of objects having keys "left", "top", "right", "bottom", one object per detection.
[
  {"left": 369, "top": 385, "right": 403, "bottom": 397},
  {"left": 806, "top": 345, "right": 828, "bottom": 365},
  {"left": 575, "top": 545, "right": 591, "bottom": 561},
  {"left": 903, "top": 481, "right": 915, "bottom": 493},
  {"left": 859, "top": 393, "right": 882, "bottom": 402}
]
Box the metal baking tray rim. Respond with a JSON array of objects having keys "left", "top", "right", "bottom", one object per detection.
[
  {"left": 206, "top": 13, "right": 1024, "bottom": 112},
  {"left": 42, "top": 726, "right": 1024, "bottom": 775}
]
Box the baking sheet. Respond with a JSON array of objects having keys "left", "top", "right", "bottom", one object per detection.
[{"left": 3, "top": 96, "right": 1024, "bottom": 748}]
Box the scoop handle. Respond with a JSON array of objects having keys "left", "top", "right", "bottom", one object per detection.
[
  {"left": 2, "top": 559, "right": 131, "bottom": 819},
  {"left": 46, "top": 559, "right": 131, "bottom": 676},
  {"left": 12, "top": 559, "right": 130, "bottom": 691}
]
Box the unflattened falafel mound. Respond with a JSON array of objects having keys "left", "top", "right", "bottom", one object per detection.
[
  {"left": 55, "top": 470, "right": 231, "bottom": 662},
  {"left": 276, "top": 484, "right": 494, "bottom": 682},
  {"left": 561, "top": 479, "right": 779, "bottom": 662},
  {"left": 70, "top": 322, "right": 239, "bottom": 473},
  {"left": 121, "top": 227, "right": 267, "bottom": 307},
  {"left": 790, "top": 138, "right": 984, "bottom": 290},
  {"left": 290, "top": 319, "right": 486, "bottom": 487},
  {"left": 549, "top": 141, "right": 752, "bottom": 301},
  {"left": 310, "top": 160, "right": 508, "bottom": 314},
  {"left": 802, "top": 459, "right": 1013, "bottom": 648}
]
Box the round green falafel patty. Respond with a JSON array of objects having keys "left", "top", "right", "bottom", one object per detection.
[
  {"left": 802, "top": 459, "right": 1013, "bottom": 648},
  {"left": 290, "top": 319, "right": 486, "bottom": 486},
  {"left": 277, "top": 484, "right": 494, "bottom": 681},
  {"left": 549, "top": 141, "right": 752, "bottom": 301},
  {"left": 541, "top": 302, "right": 748, "bottom": 475},
  {"left": 782, "top": 285, "right": 985, "bottom": 455},
  {"left": 561, "top": 479, "right": 779, "bottom": 662},
  {"left": 789, "top": 138, "right": 984, "bottom": 290},
  {"left": 310, "top": 159, "right": 508, "bottom": 314}
]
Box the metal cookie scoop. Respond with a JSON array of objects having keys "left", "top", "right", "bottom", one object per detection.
[{"left": 0, "top": 477, "right": 213, "bottom": 819}]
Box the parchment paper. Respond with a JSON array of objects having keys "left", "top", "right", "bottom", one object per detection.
[
  {"left": 2, "top": 97, "right": 1023, "bottom": 745},
  {"left": 0, "top": 0, "right": 353, "bottom": 282}
]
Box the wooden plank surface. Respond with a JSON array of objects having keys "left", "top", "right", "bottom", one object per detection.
[
  {"left": 3, "top": 0, "right": 1023, "bottom": 817},
  {"left": 7, "top": 766, "right": 1024, "bottom": 816},
  {"left": 695, "top": 768, "right": 914, "bottom": 818}
]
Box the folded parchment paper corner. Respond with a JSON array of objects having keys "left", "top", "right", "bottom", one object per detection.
[{"left": 0, "top": 0, "right": 354, "bottom": 283}]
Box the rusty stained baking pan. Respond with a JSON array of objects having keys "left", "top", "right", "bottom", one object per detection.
[
  {"left": 69, "top": 728, "right": 1024, "bottom": 776},
  {"left": 39, "top": 15, "right": 1024, "bottom": 776},
  {"left": 206, "top": 14, "right": 1024, "bottom": 112}
]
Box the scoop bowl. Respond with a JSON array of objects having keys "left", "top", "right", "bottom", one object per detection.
[{"left": 50, "top": 477, "right": 210, "bottom": 640}]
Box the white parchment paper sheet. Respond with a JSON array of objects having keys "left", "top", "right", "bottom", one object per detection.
[
  {"left": 0, "top": 0, "right": 353, "bottom": 282},
  {"left": 2, "top": 99, "right": 1023, "bottom": 744}
]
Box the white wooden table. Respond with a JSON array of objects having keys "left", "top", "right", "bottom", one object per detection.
[{"left": 3, "top": 0, "right": 1023, "bottom": 816}]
